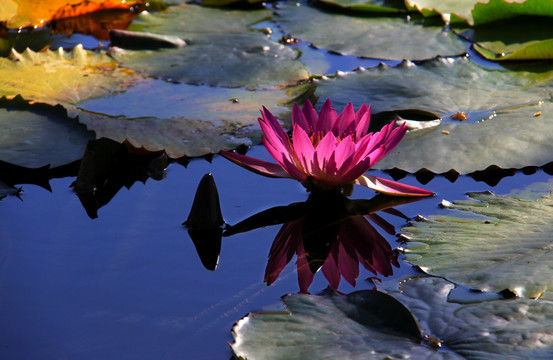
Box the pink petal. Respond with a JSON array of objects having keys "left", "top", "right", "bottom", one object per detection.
[
  {"left": 302, "top": 99, "right": 318, "bottom": 133},
  {"left": 355, "top": 104, "right": 369, "bottom": 123},
  {"left": 313, "top": 131, "right": 338, "bottom": 176},
  {"left": 332, "top": 135, "right": 356, "bottom": 173},
  {"left": 262, "top": 137, "right": 307, "bottom": 180},
  {"left": 261, "top": 106, "right": 289, "bottom": 144},
  {"left": 292, "top": 102, "right": 310, "bottom": 133},
  {"left": 354, "top": 105, "right": 372, "bottom": 139},
  {"left": 354, "top": 174, "right": 435, "bottom": 197},
  {"left": 219, "top": 150, "right": 291, "bottom": 178},
  {"left": 316, "top": 99, "right": 337, "bottom": 134},
  {"left": 333, "top": 102, "right": 355, "bottom": 136},
  {"left": 258, "top": 116, "right": 292, "bottom": 157},
  {"left": 381, "top": 122, "right": 407, "bottom": 158},
  {"left": 292, "top": 124, "right": 315, "bottom": 174}
]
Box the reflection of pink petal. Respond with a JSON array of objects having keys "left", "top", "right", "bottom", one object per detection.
[
  {"left": 355, "top": 174, "right": 435, "bottom": 197},
  {"left": 322, "top": 250, "right": 341, "bottom": 290},
  {"left": 296, "top": 243, "right": 315, "bottom": 294},
  {"left": 265, "top": 221, "right": 303, "bottom": 286}
]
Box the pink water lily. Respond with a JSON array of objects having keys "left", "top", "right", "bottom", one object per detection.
[{"left": 220, "top": 99, "right": 433, "bottom": 196}]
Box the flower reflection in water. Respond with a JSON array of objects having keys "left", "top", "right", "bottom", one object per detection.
[{"left": 223, "top": 190, "right": 423, "bottom": 293}]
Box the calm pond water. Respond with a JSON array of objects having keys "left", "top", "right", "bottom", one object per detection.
[
  {"left": 1, "top": 143, "right": 551, "bottom": 359},
  {"left": 1, "top": 5, "right": 552, "bottom": 359}
]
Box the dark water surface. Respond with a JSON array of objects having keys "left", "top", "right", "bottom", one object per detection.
[{"left": 1, "top": 144, "right": 551, "bottom": 360}]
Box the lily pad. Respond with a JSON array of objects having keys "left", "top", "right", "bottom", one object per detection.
[
  {"left": 460, "top": 16, "right": 553, "bottom": 61},
  {"left": 275, "top": 2, "right": 466, "bottom": 60},
  {"left": 391, "top": 277, "right": 553, "bottom": 359},
  {"left": 0, "top": 45, "right": 143, "bottom": 106},
  {"left": 314, "top": 0, "right": 407, "bottom": 13},
  {"left": 76, "top": 79, "right": 311, "bottom": 158},
  {"left": 232, "top": 276, "right": 553, "bottom": 359},
  {"left": 472, "top": 0, "right": 553, "bottom": 26},
  {"left": 404, "top": 0, "right": 533, "bottom": 26},
  {"left": 0, "top": 97, "right": 93, "bottom": 168},
  {"left": 401, "top": 180, "right": 553, "bottom": 298},
  {"left": 231, "top": 290, "right": 449, "bottom": 360},
  {"left": 126, "top": 4, "right": 271, "bottom": 35},
  {"left": 110, "top": 32, "right": 308, "bottom": 89},
  {"left": 314, "top": 57, "right": 553, "bottom": 173},
  {"left": 109, "top": 4, "right": 307, "bottom": 88}
]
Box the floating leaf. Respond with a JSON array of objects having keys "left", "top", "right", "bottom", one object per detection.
[
  {"left": 275, "top": 2, "right": 466, "bottom": 60},
  {"left": 111, "top": 33, "right": 308, "bottom": 89},
  {"left": 314, "top": 58, "right": 553, "bottom": 173},
  {"left": 401, "top": 181, "right": 553, "bottom": 298},
  {"left": 0, "top": 45, "right": 143, "bottom": 106},
  {"left": 231, "top": 290, "right": 445, "bottom": 360},
  {"left": 76, "top": 79, "right": 311, "bottom": 158},
  {"left": 472, "top": 0, "right": 553, "bottom": 26},
  {"left": 313, "top": 0, "right": 407, "bottom": 13},
  {"left": 390, "top": 277, "right": 553, "bottom": 359},
  {"left": 460, "top": 17, "right": 553, "bottom": 61},
  {"left": 0, "top": 96, "right": 93, "bottom": 168},
  {"left": 126, "top": 3, "right": 271, "bottom": 35},
  {"left": 404, "top": 0, "right": 535, "bottom": 26},
  {"left": 233, "top": 276, "right": 553, "bottom": 359}
]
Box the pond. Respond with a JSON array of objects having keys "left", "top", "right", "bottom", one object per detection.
[{"left": 2, "top": 1, "right": 553, "bottom": 359}]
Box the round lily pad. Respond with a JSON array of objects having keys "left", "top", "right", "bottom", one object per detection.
[
  {"left": 401, "top": 180, "right": 553, "bottom": 298},
  {"left": 314, "top": 58, "right": 553, "bottom": 173},
  {"left": 111, "top": 32, "right": 309, "bottom": 89},
  {"left": 0, "top": 97, "right": 93, "bottom": 168},
  {"left": 0, "top": 44, "right": 143, "bottom": 106},
  {"left": 275, "top": 2, "right": 466, "bottom": 60},
  {"left": 76, "top": 78, "right": 311, "bottom": 158}
]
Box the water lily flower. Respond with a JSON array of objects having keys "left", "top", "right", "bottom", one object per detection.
[{"left": 220, "top": 99, "right": 433, "bottom": 196}]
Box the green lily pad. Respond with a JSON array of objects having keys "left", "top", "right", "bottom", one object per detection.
[
  {"left": 232, "top": 276, "right": 553, "bottom": 359},
  {"left": 275, "top": 2, "right": 466, "bottom": 60},
  {"left": 109, "top": 4, "right": 307, "bottom": 88},
  {"left": 126, "top": 3, "right": 271, "bottom": 35},
  {"left": 0, "top": 97, "right": 93, "bottom": 168},
  {"left": 314, "top": 58, "right": 553, "bottom": 173},
  {"left": 391, "top": 277, "right": 553, "bottom": 359},
  {"left": 404, "top": 0, "right": 535, "bottom": 26},
  {"left": 401, "top": 180, "right": 553, "bottom": 298},
  {"left": 110, "top": 32, "right": 308, "bottom": 89},
  {"left": 459, "top": 16, "right": 553, "bottom": 61},
  {"left": 0, "top": 45, "right": 143, "bottom": 106},
  {"left": 75, "top": 79, "right": 311, "bottom": 158},
  {"left": 314, "top": 0, "right": 406, "bottom": 13},
  {"left": 472, "top": 0, "right": 553, "bottom": 26},
  {"left": 232, "top": 290, "right": 448, "bottom": 360}
]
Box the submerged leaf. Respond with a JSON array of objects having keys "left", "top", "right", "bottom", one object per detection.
[{"left": 401, "top": 180, "right": 553, "bottom": 298}]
